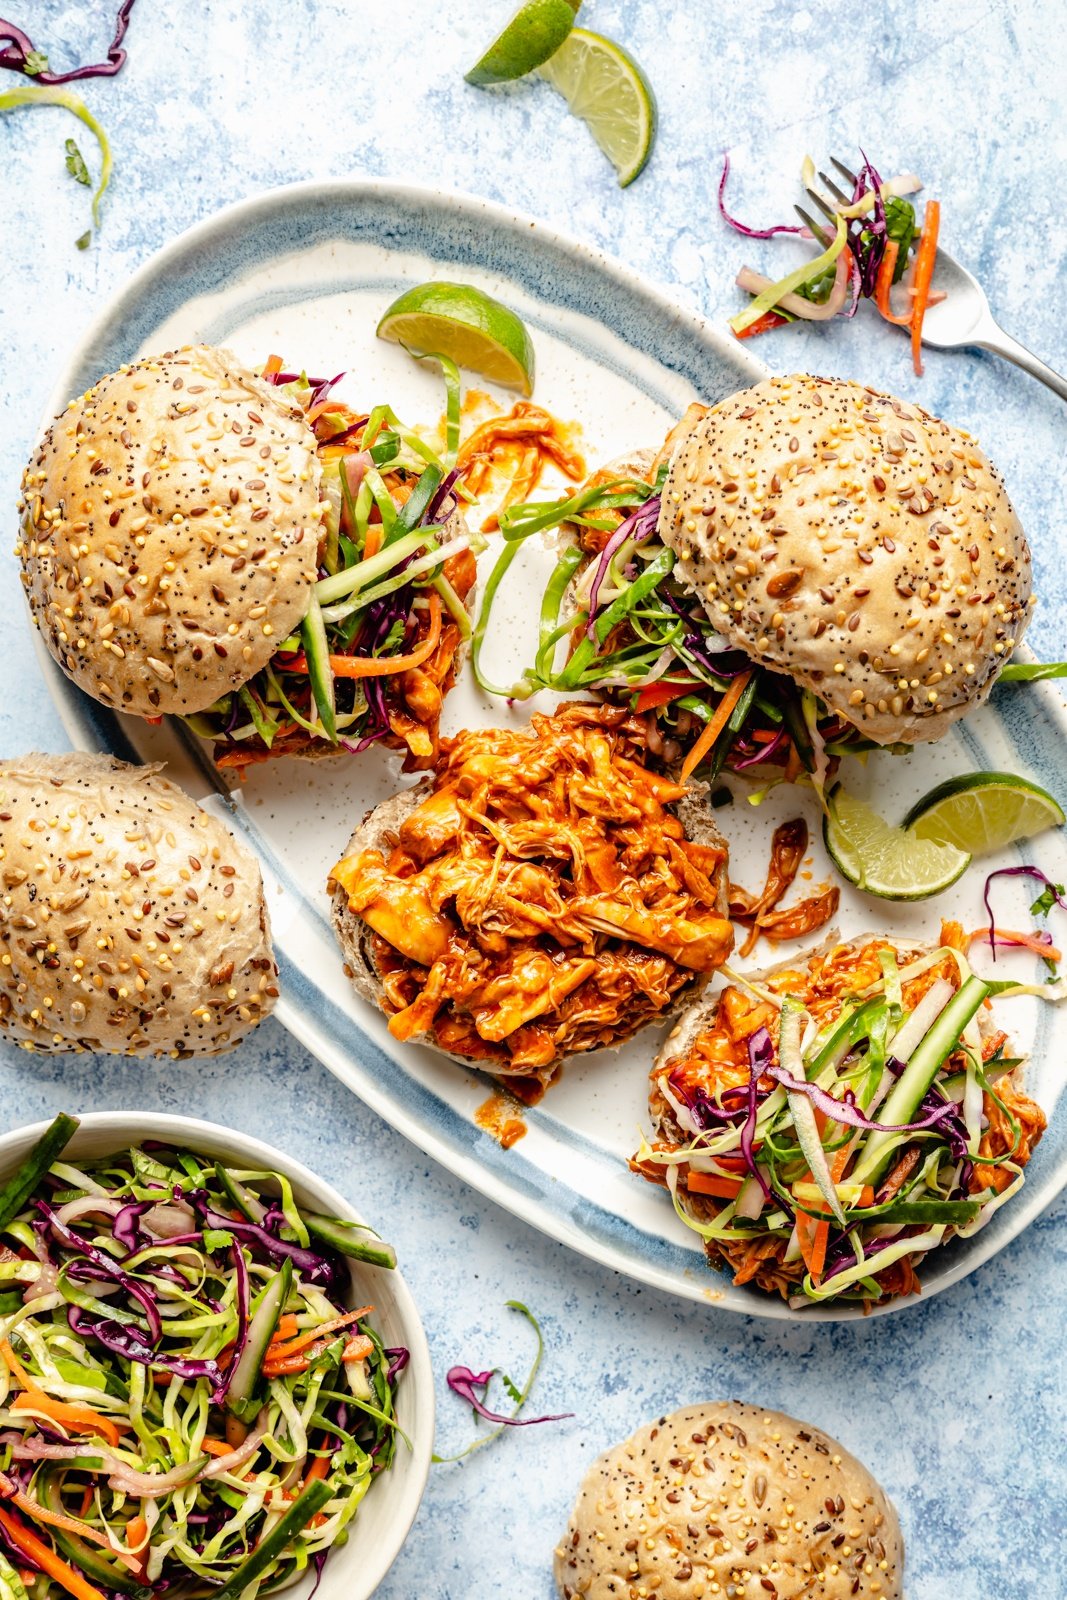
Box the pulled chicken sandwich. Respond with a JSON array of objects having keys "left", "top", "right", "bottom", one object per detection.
[{"left": 330, "top": 704, "right": 734, "bottom": 1082}]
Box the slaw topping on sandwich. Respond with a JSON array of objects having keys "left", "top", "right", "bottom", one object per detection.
[
  {"left": 632, "top": 932, "right": 1045, "bottom": 1307},
  {"left": 188, "top": 359, "right": 478, "bottom": 771}
]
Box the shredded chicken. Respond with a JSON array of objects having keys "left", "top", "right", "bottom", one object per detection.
[
  {"left": 729, "top": 818, "right": 839, "bottom": 957},
  {"left": 332, "top": 704, "right": 733, "bottom": 1080},
  {"left": 635, "top": 936, "right": 1045, "bottom": 1305},
  {"left": 457, "top": 403, "right": 585, "bottom": 532}
]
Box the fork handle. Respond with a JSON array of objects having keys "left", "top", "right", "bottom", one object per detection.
[{"left": 976, "top": 325, "right": 1067, "bottom": 402}]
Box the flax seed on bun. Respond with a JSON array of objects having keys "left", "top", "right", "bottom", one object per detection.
[
  {"left": 17, "top": 345, "right": 324, "bottom": 720},
  {"left": 658, "top": 373, "right": 1033, "bottom": 745},
  {"left": 0, "top": 753, "right": 277, "bottom": 1056},
  {"left": 554, "top": 1401, "right": 903, "bottom": 1599}
]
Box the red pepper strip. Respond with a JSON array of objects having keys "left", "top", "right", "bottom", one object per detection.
[
  {"left": 634, "top": 679, "right": 696, "bottom": 714},
  {"left": 733, "top": 309, "right": 790, "bottom": 341}
]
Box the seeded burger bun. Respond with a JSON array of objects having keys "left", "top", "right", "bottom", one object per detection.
[
  {"left": 329, "top": 777, "right": 730, "bottom": 1078},
  {"left": 17, "top": 345, "right": 324, "bottom": 719},
  {"left": 0, "top": 753, "right": 278, "bottom": 1056},
  {"left": 554, "top": 1401, "right": 903, "bottom": 1600},
  {"left": 659, "top": 373, "right": 1033, "bottom": 744}
]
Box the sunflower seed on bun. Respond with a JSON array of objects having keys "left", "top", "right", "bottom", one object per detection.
[
  {"left": 554, "top": 1401, "right": 903, "bottom": 1599},
  {"left": 659, "top": 373, "right": 1033, "bottom": 745},
  {"left": 329, "top": 704, "right": 734, "bottom": 1084},
  {"left": 0, "top": 753, "right": 277, "bottom": 1056},
  {"left": 17, "top": 345, "right": 324, "bottom": 719}
]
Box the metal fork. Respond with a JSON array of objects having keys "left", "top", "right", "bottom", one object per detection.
[{"left": 800, "top": 158, "right": 1067, "bottom": 401}]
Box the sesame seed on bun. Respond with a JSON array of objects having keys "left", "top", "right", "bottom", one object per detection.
[
  {"left": 17, "top": 345, "right": 324, "bottom": 720},
  {"left": 659, "top": 374, "right": 1033, "bottom": 745},
  {"left": 0, "top": 752, "right": 278, "bottom": 1056},
  {"left": 554, "top": 1401, "right": 903, "bottom": 1599}
]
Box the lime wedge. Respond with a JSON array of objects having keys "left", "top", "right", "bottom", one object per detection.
[
  {"left": 538, "top": 27, "right": 657, "bottom": 187},
  {"left": 823, "top": 786, "right": 971, "bottom": 901},
  {"left": 376, "top": 282, "right": 535, "bottom": 396},
  {"left": 466, "top": 0, "right": 580, "bottom": 86},
  {"left": 902, "top": 771, "right": 1065, "bottom": 856}
]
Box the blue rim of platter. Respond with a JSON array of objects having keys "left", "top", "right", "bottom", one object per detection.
[{"left": 32, "top": 179, "right": 1067, "bottom": 1321}]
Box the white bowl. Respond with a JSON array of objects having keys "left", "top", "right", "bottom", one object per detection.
[{"left": 0, "top": 1110, "right": 433, "bottom": 1600}]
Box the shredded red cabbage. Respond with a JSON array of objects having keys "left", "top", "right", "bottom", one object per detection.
[
  {"left": 1, "top": 2, "right": 138, "bottom": 83},
  {"left": 112, "top": 1200, "right": 152, "bottom": 1254},
  {"left": 445, "top": 1367, "right": 571, "bottom": 1428},
  {"left": 768, "top": 1066, "right": 959, "bottom": 1135},
  {"left": 188, "top": 1199, "right": 340, "bottom": 1289},
  {"left": 983, "top": 865, "right": 1067, "bottom": 962},
  {"left": 385, "top": 1347, "right": 410, "bottom": 1385},
  {"left": 586, "top": 494, "right": 660, "bottom": 635},
  {"left": 717, "top": 153, "right": 805, "bottom": 239},
  {"left": 66, "top": 1306, "right": 226, "bottom": 1400},
  {"left": 39, "top": 1203, "right": 163, "bottom": 1344},
  {"left": 741, "top": 1028, "right": 776, "bottom": 1202}
]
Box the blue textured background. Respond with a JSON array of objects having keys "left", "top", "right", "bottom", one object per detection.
[{"left": 1, "top": 4, "right": 1065, "bottom": 1596}]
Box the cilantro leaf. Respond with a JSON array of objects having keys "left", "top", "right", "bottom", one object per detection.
[
  {"left": 202, "top": 1228, "right": 234, "bottom": 1252},
  {"left": 65, "top": 137, "right": 91, "bottom": 186},
  {"left": 1030, "top": 882, "right": 1065, "bottom": 918},
  {"left": 501, "top": 1372, "right": 522, "bottom": 1406}
]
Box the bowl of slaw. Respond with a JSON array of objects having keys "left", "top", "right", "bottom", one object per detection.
[{"left": 0, "top": 1111, "right": 433, "bottom": 1600}]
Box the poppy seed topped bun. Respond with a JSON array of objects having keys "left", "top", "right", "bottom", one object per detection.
[
  {"left": 554, "top": 1402, "right": 903, "bottom": 1599},
  {"left": 17, "top": 345, "right": 324, "bottom": 719},
  {"left": 0, "top": 753, "right": 278, "bottom": 1056},
  {"left": 659, "top": 374, "right": 1033, "bottom": 744}
]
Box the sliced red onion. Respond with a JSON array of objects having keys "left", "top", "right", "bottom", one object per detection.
[
  {"left": 717, "top": 153, "right": 805, "bottom": 239},
  {"left": 735, "top": 243, "right": 851, "bottom": 321},
  {"left": 142, "top": 1201, "right": 197, "bottom": 1239},
  {"left": 445, "top": 1367, "right": 571, "bottom": 1428},
  {"left": 202, "top": 1411, "right": 269, "bottom": 1479},
  {"left": 53, "top": 1197, "right": 122, "bottom": 1229}
]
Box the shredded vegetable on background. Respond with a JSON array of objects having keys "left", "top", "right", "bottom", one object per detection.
[
  {"left": 434, "top": 1301, "right": 570, "bottom": 1464},
  {"left": 720, "top": 150, "right": 942, "bottom": 374}
]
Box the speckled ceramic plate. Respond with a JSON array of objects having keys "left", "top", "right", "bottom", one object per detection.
[{"left": 32, "top": 181, "right": 1067, "bottom": 1320}]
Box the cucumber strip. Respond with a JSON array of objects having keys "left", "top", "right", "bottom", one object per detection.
[
  {"left": 780, "top": 1000, "right": 847, "bottom": 1230},
  {"left": 299, "top": 594, "right": 337, "bottom": 743},
  {"left": 0, "top": 1115, "right": 79, "bottom": 1232},
  {"left": 42, "top": 1472, "right": 153, "bottom": 1599},
  {"left": 852, "top": 976, "right": 989, "bottom": 1187},
  {"left": 393, "top": 463, "right": 442, "bottom": 539},
  {"left": 210, "top": 1478, "right": 334, "bottom": 1600},
  {"left": 213, "top": 1163, "right": 267, "bottom": 1226},
  {"left": 224, "top": 1257, "right": 292, "bottom": 1420},
  {"left": 304, "top": 1213, "right": 396, "bottom": 1270}
]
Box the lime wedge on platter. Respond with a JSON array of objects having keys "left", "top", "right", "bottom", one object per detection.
[
  {"left": 902, "top": 771, "right": 1065, "bottom": 857},
  {"left": 538, "top": 27, "right": 658, "bottom": 187},
  {"left": 823, "top": 785, "right": 971, "bottom": 901},
  {"left": 376, "top": 281, "right": 536, "bottom": 396}
]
